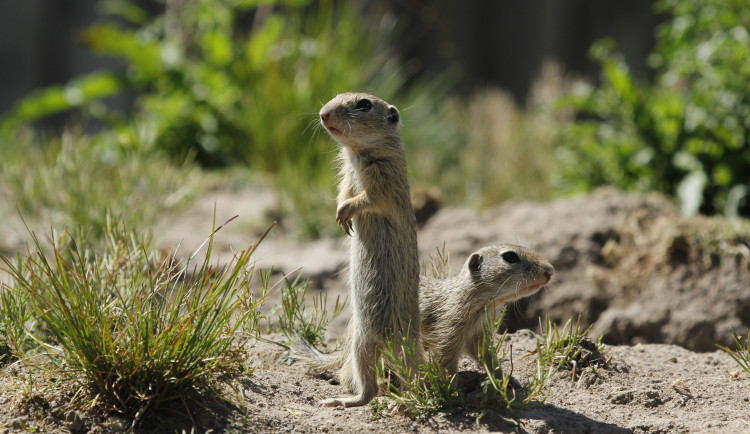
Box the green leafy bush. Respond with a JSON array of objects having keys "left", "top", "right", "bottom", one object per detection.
[
  {"left": 557, "top": 0, "right": 750, "bottom": 217},
  {"left": 1, "top": 0, "right": 452, "bottom": 238}
]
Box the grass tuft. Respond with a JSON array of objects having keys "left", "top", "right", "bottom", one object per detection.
[
  {"left": 717, "top": 329, "right": 750, "bottom": 377},
  {"left": 477, "top": 308, "right": 546, "bottom": 415},
  {"left": 277, "top": 274, "right": 346, "bottom": 350},
  {"left": 375, "top": 331, "right": 462, "bottom": 420},
  {"left": 426, "top": 242, "right": 452, "bottom": 279},
  {"left": 0, "top": 216, "right": 269, "bottom": 421},
  {"left": 535, "top": 315, "right": 607, "bottom": 383}
]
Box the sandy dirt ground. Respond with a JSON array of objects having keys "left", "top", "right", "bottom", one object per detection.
[
  {"left": 1, "top": 331, "right": 746, "bottom": 433},
  {"left": 0, "top": 187, "right": 748, "bottom": 433}
]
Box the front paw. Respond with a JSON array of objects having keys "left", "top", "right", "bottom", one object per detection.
[{"left": 336, "top": 201, "right": 356, "bottom": 236}]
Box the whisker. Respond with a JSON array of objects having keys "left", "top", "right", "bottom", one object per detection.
[
  {"left": 302, "top": 116, "right": 319, "bottom": 133},
  {"left": 490, "top": 276, "right": 513, "bottom": 300},
  {"left": 399, "top": 104, "right": 416, "bottom": 113},
  {"left": 297, "top": 110, "right": 321, "bottom": 118}
]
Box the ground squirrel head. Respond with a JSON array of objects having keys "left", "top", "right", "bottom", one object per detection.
[
  {"left": 320, "top": 92, "right": 401, "bottom": 154},
  {"left": 461, "top": 244, "right": 554, "bottom": 305}
]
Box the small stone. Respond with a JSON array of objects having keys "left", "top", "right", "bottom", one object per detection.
[
  {"left": 68, "top": 419, "right": 84, "bottom": 432},
  {"left": 576, "top": 371, "right": 594, "bottom": 389},
  {"left": 11, "top": 416, "right": 28, "bottom": 429},
  {"left": 107, "top": 415, "right": 129, "bottom": 432},
  {"left": 66, "top": 411, "right": 84, "bottom": 432},
  {"left": 609, "top": 390, "right": 633, "bottom": 405}
]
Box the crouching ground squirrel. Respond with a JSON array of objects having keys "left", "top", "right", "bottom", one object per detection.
[
  {"left": 420, "top": 245, "right": 554, "bottom": 373},
  {"left": 318, "top": 92, "right": 420, "bottom": 407}
]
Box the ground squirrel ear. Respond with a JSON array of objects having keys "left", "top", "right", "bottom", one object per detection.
[
  {"left": 468, "top": 253, "right": 482, "bottom": 273},
  {"left": 387, "top": 106, "right": 400, "bottom": 123}
]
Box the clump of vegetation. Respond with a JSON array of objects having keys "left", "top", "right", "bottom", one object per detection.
[
  {"left": 717, "top": 329, "right": 750, "bottom": 377},
  {"left": 425, "top": 242, "right": 452, "bottom": 279},
  {"left": 0, "top": 217, "right": 268, "bottom": 422},
  {"left": 277, "top": 274, "right": 346, "bottom": 349},
  {"left": 375, "top": 331, "right": 462, "bottom": 420},
  {"left": 558, "top": 0, "right": 750, "bottom": 218},
  {"left": 535, "top": 315, "right": 607, "bottom": 383},
  {"left": 0, "top": 325, "right": 14, "bottom": 367},
  {"left": 414, "top": 63, "right": 568, "bottom": 209},
  {"left": 0, "top": 129, "right": 196, "bottom": 241},
  {"left": 475, "top": 308, "right": 546, "bottom": 418},
  {"left": 373, "top": 308, "right": 602, "bottom": 423}
]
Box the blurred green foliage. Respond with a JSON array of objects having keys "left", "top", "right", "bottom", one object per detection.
[
  {"left": 0, "top": 0, "right": 451, "bottom": 238},
  {"left": 557, "top": 0, "right": 750, "bottom": 218}
]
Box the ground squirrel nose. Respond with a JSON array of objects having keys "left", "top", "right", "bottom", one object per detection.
[
  {"left": 320, "top": 112, "right": 329, "bottom": 121},
  {"left": 543, "top": 270, "right": 553, "bottom": 283}
]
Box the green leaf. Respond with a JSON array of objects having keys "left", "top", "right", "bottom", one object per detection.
[
  {"left": 98, "top": 0, "right": 151, "bottom": 24},
  {"left": 81, "top": 24, "right": 163, "bottom": 81},
  {"left": 245, "top": 15, "right": 285, "bottom": 70},
  {"left": 0, "top": 72, "right": 123, "bottom": 133},
  {"left": 201, "top": 30, "right": 233, "bottom": 67}
]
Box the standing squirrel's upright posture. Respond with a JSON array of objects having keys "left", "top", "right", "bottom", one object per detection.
[{"left": 318, "top": 92, "right": 420, "bottom": 407}]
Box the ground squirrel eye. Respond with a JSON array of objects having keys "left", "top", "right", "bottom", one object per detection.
[
  {"left": 355, "top": 99, "right": 373, "bottom": 111},
  {"left": 501, "top": 251, "right": 520, "bottom": 264}
]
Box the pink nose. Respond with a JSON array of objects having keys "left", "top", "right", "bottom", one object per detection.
[{"left": 320, "top": 112, "right": 329, "bottom": 121}]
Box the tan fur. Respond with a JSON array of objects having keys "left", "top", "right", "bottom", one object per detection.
[
  {"left": 318, "top": 92, "right": 420, "bottom": 407},
  {"left": 420, "top": 245, "right": 554, "bottom": 373}
]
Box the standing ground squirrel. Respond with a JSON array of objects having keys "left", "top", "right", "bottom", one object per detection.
[
  {"left": 318, "top": 92, "right": 420, "bottom": 407},
  {"left": 420, "top": 245, "right": 554, "bottom": 373}
]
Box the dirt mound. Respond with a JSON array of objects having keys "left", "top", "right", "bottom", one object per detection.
[{"left": 419, "top": 188, "right": 750, "bottom": 351}]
